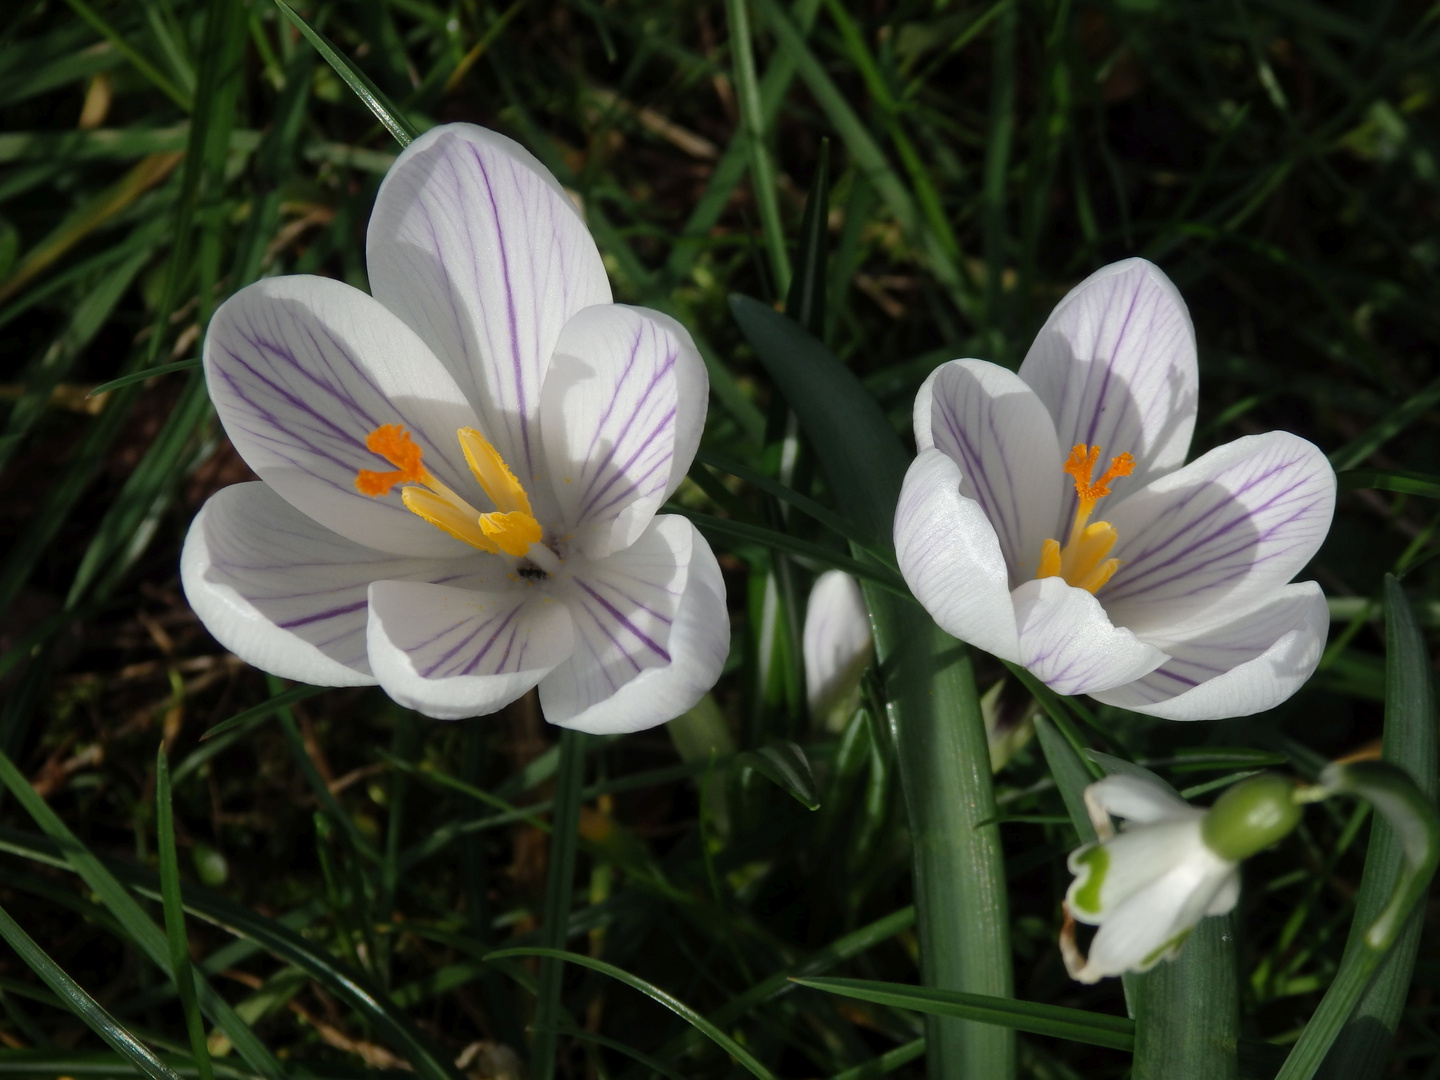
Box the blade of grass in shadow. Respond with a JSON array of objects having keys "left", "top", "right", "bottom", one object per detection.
[
  {"left": 753, "top": 0, "right": 977, "bottom": 320},
  {"left": 1315, "top": 575, "right": 1437, "bottom": 1080},
  {"left": 155, "top": 748, "right": 215, "bottom": 1080},
  {"left": 485, "top": 948, "right": 780, "bottom": 1080},
  {"left": 726, "top": 0, "right": 790, "bottom": 297},
  {"left": 0, "top": 825, "right": 464, "bottom": 1080},
  {"left": 0, "top": 749, "right": 284, "bottom": 1080},
  {"left": 532, "top": 728, "right": 587, "bottom": 1080},
  {"left": 795, "top": 977, "right": 1134, "bottom": 1051},
  {"left": 59, "top": 0, "right": 190, "bottom": 110},
  {"left": 266, "top": 674, "right": 382, "bottom": 866},
  {"left": 0, "top": 901, "right": 183, "bottom": 1080},
  {"left": 827, "top": 1038, "right": 925, "bottom": 1080}
]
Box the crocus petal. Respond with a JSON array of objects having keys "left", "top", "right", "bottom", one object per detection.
[
  {"left": 918, "top": 360, "right": 1063, "bottom": 580},
  {"left": 182, "top": 483, "right": 388, "bottom": 684},
  {"left": 366, "top": 580, "right": 574, "bottom": 720},
  {"left": 894, "top": 449, "right": 1020, "bottom": 663},
  {"left": 205, "top": 275, "right": 480, "bottom": 558},
  {"left": 540, "top": 516, "right": 728, "bottom": 734},
  {"left": 1091, "top": 582, "right": 1328, "bottom": 720},
  {"left": 1079, "top": 850, "right": 1237, "bottom": 982},
  {"left": 366, "top": 124, "right": 612, "bottom": 495},
  {"left": 803, "top": 570, "right": 873, "bottom": 718},
  {"left": 1101, "top": 431, "right": 1336, "bottom": 638},
  {"left": 1086, "top": 774, "right": 1197, "bottom": 828},
  {"left": 1018, "top": 259, "right": 1198, "bottom": 507},
  {"left": 1012, "top": 577, "right": 1167, "bottom": 695},
  {"left": 541, "top": 305, "right": 705, "bottom": 559}
]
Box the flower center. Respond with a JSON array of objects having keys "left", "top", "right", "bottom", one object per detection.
[
  {"left": 1035, "top": 444, "right": 1135, "bottom": 594},
  {"left": 356, "top": 424, "right": 553, "bottom": 564}
]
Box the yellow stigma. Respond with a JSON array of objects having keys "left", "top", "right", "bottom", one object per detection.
[
  {"left": 1036, "top": 444, "right": 1135, "bottom": 594},
  {"left": 356, "top": 424, "right": 544, "bottom": 558}
]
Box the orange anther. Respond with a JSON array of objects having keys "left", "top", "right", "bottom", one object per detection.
[
  {"left": 356, "top": 424, "right": 427, "bottom": 497},
  {"left": 1064, "top": 444, "right": 1135, "bottom": 503}
]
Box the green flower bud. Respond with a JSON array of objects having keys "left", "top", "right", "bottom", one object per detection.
[{"left": 1201, "top": 773, "right": 1302, "bottom": 862}]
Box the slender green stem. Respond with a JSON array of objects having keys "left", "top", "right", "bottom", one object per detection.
[{"left": 531, "top": 727, "right": 587, "bottom": 1080}]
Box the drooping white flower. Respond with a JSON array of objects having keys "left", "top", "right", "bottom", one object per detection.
[
  {"left": 893, "top": 259, "right": 1335, "bottom": 720},
  {"left": 1062, "top": 772, "right": 1300, "bottom": 982},
  {"left": 181, "top": 124, "right": 728, "bottom": 732},
  {"left": 802, "top": 570, "right": 873, "bottom": 727}
]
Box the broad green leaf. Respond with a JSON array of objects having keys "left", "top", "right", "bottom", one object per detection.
[
  {"left": 732, "top": 295, "right": 1013, "bottom": 1078},
  {"left": 735, "top": 741, "right": 821, "bottom": 810},
  {"left": 1316, "top": 579, "right": 1438, "bottom": 1079}
]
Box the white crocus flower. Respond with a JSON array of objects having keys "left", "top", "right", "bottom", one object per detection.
[
  {"left": 893, "top": 259, "right": 1336, "bottom": 720},
  {"left": 802, "top": 570, "right": 873, "bottom": 728},
  {"left": 1062, "top": 772, "right": 1300, "bottom": 982},
  {"left": 182, "top": 124, "right": 728, "bottom": 732}
]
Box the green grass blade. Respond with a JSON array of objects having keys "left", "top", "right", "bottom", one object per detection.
[
  {"left": 0, "top": 901, "right": 183, "bottom": 1080},
  {"left": 726, "top": 0, "right": 790, "bottom": 297},
  {"left": 1315, "top": 576, "right": 1438, "bottom": 1080},
  {"left": 784, "top": 138, "right": 829, "bottom": 337},
  {"left": 273, "top": 0, "right": 418, "bottom": 147},
  {"left": 794, "top": 977, "right": 1134, "bottom": 1052},
  {"left": 0, "top": 749, "right": 285, "bottom": 1080},
  {"left": 59, "top": 0, "right": 190, "bottom": 110},
  {"left": 0, "top": 825, "right": 464, "bottom": 1080},
  {"left": 87, "top": 358, "right": 201, "bottom": 396},
  {"left": 485, "top": 947, "right": 780, "bottom": 1080},
  {"left": 532, "top": 728, "right": 587, "bottom": 1080},
  {"left": 155, "top": 748, "right": 215, "bottom": 1080},
  {"left": 827, "top": 1038, "right": 925, "bottom": 1080},
  {"left": 1338, "top": 468, "right": 1440, "bottom": 499},
  {"left": 1329, "top": 376, "right": 1440, "bottom": 471},
  {"left": 735, "top": 741, "right": 821, "bottom": 810},
  {"left": 753, "top": 0, "right": 975, "bottom": 318}
]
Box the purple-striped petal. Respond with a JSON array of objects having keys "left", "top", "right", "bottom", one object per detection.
[
  {"left": 540, "top": 515, "right": 728, "bottom": 733},
  {"left": 1101, "top": 432, "right": 1335, "bottom": 638},
  {"left": 366, "top": 124, "right": 612, "bottom": 505},
  {"left": 366, "top": 580, "right": 574, "bottom": 720},
  {"left": 182, "top": 483, "right": 381, "bottom": 684},
  {"left": 1091, "top": 581, "right": 1328, "bottom": 720},
  {"left": 894, "top": 449, "right": 1021, "bottom": 663},
  {"left": 540, "top": 306, "right": 705, "bottom": 558},
  {"left": 1012, "top": 577, "right": 1168, "bottom": 696},
  {"left": 916, "top": 359, "right": 1062, "bottom": 580},
  {"left": 1018, "top": 259, "right": 1198, "bottom": 528},
  {"left": 204, "top": 275, "right": 480, "bottom": 558}
]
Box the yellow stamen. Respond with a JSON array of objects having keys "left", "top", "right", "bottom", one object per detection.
[
  {"left": 1036, "top": 444, "right": 1134, "bottom": 594},
  {"left": 356, "top": 423, "right": 550, "bottom": 562}
]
